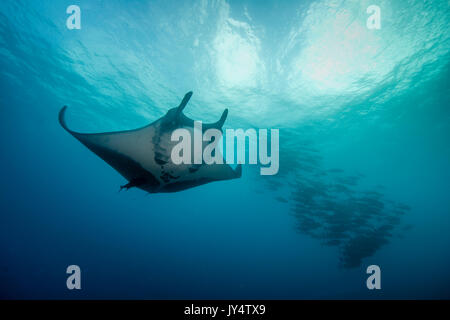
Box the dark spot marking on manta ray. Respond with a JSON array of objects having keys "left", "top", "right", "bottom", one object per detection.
[
  {"left": 155, "top": 151, "right": 169, "bottom": 165},
  {"left": 188, "top": 164, "right": 201, "bottom": 173},
  {"left": 160, "top": 172, "right": 180, "bottom": 183}
]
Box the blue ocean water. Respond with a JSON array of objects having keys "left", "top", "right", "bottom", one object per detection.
[{"left": 0, "top": 0, "right": 449, "bottom": 299}]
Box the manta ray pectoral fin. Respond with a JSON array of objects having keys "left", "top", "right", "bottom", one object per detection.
[{"left": 58, "top": 106, "right": 161, "bottom": 192}]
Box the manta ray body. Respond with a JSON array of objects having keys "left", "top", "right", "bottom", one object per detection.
[{"left": 59, "top": 92, "right": 241, "bottom": 193}]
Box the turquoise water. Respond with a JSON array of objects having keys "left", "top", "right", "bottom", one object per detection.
[{"left": 0, "top": 0, "right": 449, "bottom": 299}]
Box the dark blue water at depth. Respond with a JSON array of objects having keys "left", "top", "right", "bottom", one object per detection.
[{"left": 0, "top": 0, "right": 449, "bottom": 299}]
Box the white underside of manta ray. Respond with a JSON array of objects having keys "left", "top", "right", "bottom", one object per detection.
[{"left": 59, "top": 91, "right": 242, "bottom": 193}]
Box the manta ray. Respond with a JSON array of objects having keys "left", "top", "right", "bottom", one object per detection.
[{"left": 59, "top": 91, "right": 241, "bottom": 193}]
